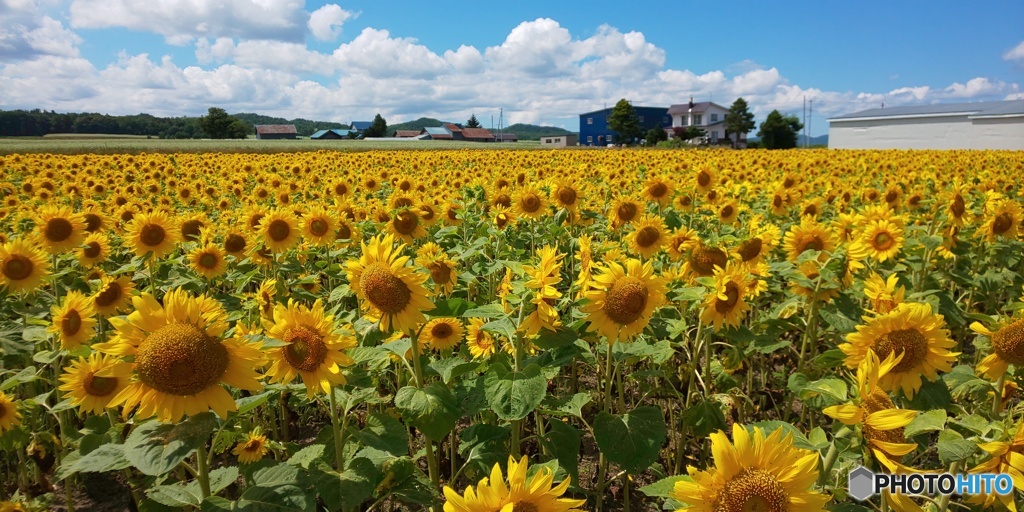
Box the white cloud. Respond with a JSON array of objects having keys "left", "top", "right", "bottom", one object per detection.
[
  {"left": 332, "top": 28, "right": 448, "bottom": 79},
  {"left": 0, "top": 15, "right": 81, "bottom": 60},
  {"left": 194, "top": 37, "right": 335, "bottom": 75},
  {"left": 943, "top": 77, "right": 1005, "bottom": 98},
  {"left": 888, "top": 86, "right": 930, "bottom": 101},
  {"left": 484, "top": 18, "right": 576, "bottom": 77},
  {"left": 731, "top": 67, "right": 783, "bottom": 95},
  {"left": 308, "top": 4, "right": 355, "bottom": 42},
  {"left": 444, "top": 45, "right": 484, "bottom": 74},
  {"left": 68, "top": 0, "right": 307, "bottom": 44},
  {"left": 1004, "top": 41, "right": 1024, "bottom": 62}
]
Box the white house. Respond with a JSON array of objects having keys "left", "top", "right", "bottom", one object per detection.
[
  {"left": 666, "top": 100, "right": 739, "bottom": 146},
  {"left": 828, "top": 100, "right": 1024, "bottom": 150}
]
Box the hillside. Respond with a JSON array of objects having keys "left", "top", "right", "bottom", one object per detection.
[
  {"left": 502, "top": 123, "right": 575, "bottom": 141},
  {"left": 387, "top": 117, "right": 447, "bottom": 133}
]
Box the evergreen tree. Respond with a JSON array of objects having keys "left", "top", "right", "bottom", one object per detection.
[
  {"left": 607, "top": 98, "right": 642, "bottom": 145},
  {"left": 724, "top": 98, "right": 756, "bottom": 149},
  {"left": 756, "top": 110, "right": 803, "bottom": 149},
  {"left": 365, "top": 113, "right": 387, "bottom": 137},
  {"left": 198, "top": 107, "right": 236, "bottom": 139},
  {"left": 466, "top": 114, "right": 481, "bottom": 128}
]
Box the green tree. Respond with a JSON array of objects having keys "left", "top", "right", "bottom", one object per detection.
[
  {"left": 757, "top": 110, "right": 803, "bottom": 149},
  {"left": 724, "top": 98, "right": 756, "bottom": 149},
  {"left": 365, "top": 113, "right": 387, "bottom": 137},
  {"left": 198, "top": 107, "right": 237, "bottom": 139},
  {"left": 607, "top": 98, "right": 642, "bottom": 145},
  {"left": 643, "top": 127, "right": 667, "bottom": 147},
  {"left": 466, "top": 114, "right": 481, "bottom": 128}
]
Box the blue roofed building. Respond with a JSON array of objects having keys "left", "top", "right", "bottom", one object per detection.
[
  {"left": 350, "top": 121, "right": 373, "bottom": 133},
  {"left": 309, "top": 129, "right": 352, "bottom": 140},
  {"left": 579, "top": 106, "right": 671, "bottom": 146}
]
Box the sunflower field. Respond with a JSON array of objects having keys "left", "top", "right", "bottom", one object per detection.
[{"left": 1, "top": 148, "right": 1023, "bottom": 512}]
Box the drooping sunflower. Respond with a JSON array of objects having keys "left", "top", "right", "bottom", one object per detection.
[
  {"left": 346, "top": 234, "right": 435, "bottom": 333},
  {"left": 35, "top": 205, "right": 86, "bottom": 254},
  {"left": 783, "top": 217, "right": 835, "bottom": 263},
  {"left": 125, "top": 210, "right": 180, "bottom": 259},
  {"left": 671, "top": 423, "right": 830, "bottom": 511},
  {"left": 582, "top": 258, "right": 666, "bottom": 343},
  {"left": 971, "top": 315, "right": 1024, "bottom": 380},
  {"left": 222, "top": 229, "right": 249, "bottom": 257},
  {"left": 442, "top": 455, "right": 585, "bottom": 512},
  {"left": 92, "top": 275, "right": 135, "bottom": 317},
  {"left": 264, "top": 299, "right": 355, "bottom": 398},
  {"left": 233, "top": 430, "right": 270, "bottom": 464},
  {"left": 299, "top": 205, "right": 338, "bottom": 246},
  {"left": 422, "top": 318, "right": 464, "bottom": 351},
  {"left": 492, "top": 206, "right": 517, "bottom": 230},
  {"left": 943, "top": 180, "right": 972, "bottom": 228},
  {"left": 854, "top": 218, "right": 905, "bottom": 263},
  {"left": 863, "top": 272, "right": 905, "bottom": 315},
  {"left": 95, "top": 288, "right": 264, "bottom": 422},
  {"left": 258, "top": 208, "right": 300, "bottom": 253},
  {"left": 465, "top": 318, "right": 497, "bottom": 359},
  {"left": 57, "top": 352, "right": 132, "bottom": 415},
  {"left": 980, "top": 197, "right": 1022, "bottom": 242},
  {"left": 0, "top": 391, "right": 21, "bottom": 433},
  {"left": 0, "top": 239, "right": 50, "bottom": 294},
  {"left": 77, "top": 232, "right": 111, "bottom": 268},
  {"left": 189, "top": 243, "right": 228, "bottom": 280},
  {"left": 417, "top": 243, "right": 459, "bottom": 296},
  {"left": 48, "top": 290, "right": 98, "bottom": 350},
  {"left": 732, "top": 218, "right": 780, "bottom": 265},
  {"left": 699, "top": 264, "right": 751, "bottom": 332},
  {"left": 840, "top": 302, "right": 958, "bottom": 399},
  {"left": 512, "top": 185, "right": 548, "bottom": 220},
  {"left": 627, "top": 214, "right": 666, "bottom": 260},
  {"left": 665, "top": 227, "right": 698, "bottom": 262}
]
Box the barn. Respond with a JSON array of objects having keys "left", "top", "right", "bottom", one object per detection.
[
  {"left": 255, "top": 125, "right": 298, "bottom": 140},
  {"left": 828, "top": 100, "right": 1024, "bottom": 150}
]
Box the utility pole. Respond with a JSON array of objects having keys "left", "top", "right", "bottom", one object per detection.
[
  {"left": 802, "top": 96, "right": 807, "bottom": 148},
  {"left": 808, "top": 100, "right": 813, "bottom": 147}
]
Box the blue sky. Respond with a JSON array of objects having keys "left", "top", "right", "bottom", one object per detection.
[{"left": 2, "top": 1, "right": 1022, "bottom": 135}]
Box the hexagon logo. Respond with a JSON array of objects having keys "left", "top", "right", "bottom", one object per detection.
[{"left": 848, "top": 466, "right": 875, "bottom": 501}]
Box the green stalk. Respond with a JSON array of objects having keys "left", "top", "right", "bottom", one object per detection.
[
  {"left": 992, "top": 374, "right": 1005, "bottom": 417},
  {"left": 409, "top": 332, "right": 441, "bottom": 508},
  {"left": 327, "top": 387, "right": 346, "bottom": 472},
  {"left": 196, "top": 442, "right": 212, "bottom": 500}
]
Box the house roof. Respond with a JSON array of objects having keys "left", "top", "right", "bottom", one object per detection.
[
  {"left": 443, "top": 123, "right": 463, "bottom": 133},
  {"left": 461, "top": 127, "right": 494, "bottom": 139},
  {"left": 667, "top": 101, "right": 728, "bottom": 115},
  {"left": 310, "top": 129, "right": 350, "bottom": 139},
  {"left": 829, "top": 100, "right": 1024, "bottom": 121},
  {"left": 494, "top": 133, "right": 518, "bottom": 141},
  {"left": 255, "top": 124, "right": 297, "bottom": 134},
  {"left": 350, "top": 121, "right": 372, "bottom": 130},
  {"left": 393, "top": 130, "right": 422, "bottom": 138}
]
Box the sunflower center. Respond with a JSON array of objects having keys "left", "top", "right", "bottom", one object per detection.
[
  {"left": 84, "top": 213, "right": 102, "bottom": 232},
  {"left": 181, "top": 220, "right": 203, "bottom": 241},
  {"left": 617, "top": 202, "right": 638, "bottom": 222},
  {"left": 61, "top": 310, "right": 82, "bottom": 336},
  {"left": 861, "top": 388, "right": 906, "bottom": 448},
  {"left": 690, "top": 246, "right": 728, "bottom": 276},
  {"left": 649, "top": 182, "right": 668, "bottom": 198},
  {"left": 721, "top": 205, "right": 735, "bottom": 219},
  {"left": 993, "top": 213, "right": 1014, "bottom": 235},
  {"left": 799, "top": 236, "right": 824, "bottom": 254},
  {"left": 950, "top": 195, "right": 966, "bottom": 218},
  {"left": 199, "top": 253, "right": 218, "bottom": 269},
  {"left": 738, "top": 238, "right": 763, "bottom": 262},
  {"left": 557, "top": 186, "right": 577, "bottom": 206},
  {"left": 993, "top": 319, "right": 1024, "bottom": 365},
  {"left": 337, "top": 224, "right": 352, "bottom": 240},
  {"left": 603, "top": 276, "right": 649, "bottom": 325},
  {"left": 140, "top": 224, "right": 166, "bottom": 247},
  {"left": 309, "top": 219, "right": 329, "bottom": 237},
  {"left": 697, "top": 171, "right": 711, "bottom": 188},
  {"left": 244, "top": 439, "right": 263, "bottom": 452},
  {"left": 873, "top": 328, "right": 928, "bottom": 373},
  {"left": 83, "top": 373, "right": 118, "bottom": 397},
  {"left": 3, "top": 255, "right": 33, "bottom": 281},
  {"left": 885, "top": 191, "right": 899, "bottom": 203},
  {"left": 45, "top": 218, "right": 74, "bottom": 242},
  {"left": 635, "top": 226, "right": 661, "bottom": 248},
  {"left": 772, "top": 195, "right": 784, "bottom": 208},
  {"left": 428, "top": 262, "right": 452, "bottom": 285},
  {"left": 446, "top": 207, "right": 459, "bottom": 221},
  {"left": 268, "top": 219, "right": 291, "bottom": 242},
  {"left": 135, "top": 323, "right": 228, "bottom": 396},
  {"left": 248, "top": 214, "right": 265, "bottom": 230},
  {"left": 83, "top": 241, "right": 102, "bottom": 258},
  {"left": 520, "top": 194, "right": 542, "bottom": 213},
  {"left": 94, "top": 283, "right": 123, "bottom": 308},
  {"left": 283, "top": 325, "right": 328, "bottom": 372},
  {"left": 393, "top": 211, "right": 419, "bottom": 235},
  {"left": 493, "top": 193, "right": 512, "bottom": 208},
  {"left": 419, "top": 205, "right": 436, "bottom": 220},
  {"left": 0, "top": 402, "right": 6, "bottom": 419},
  {"left": 715, "top": 469, "right": 788, "bottom": 512},
  {"left": 431, "top": 322, "right": 453, "bottom": 339},
  {"left": 715, "top": 283, "right": 742, "bottom": 314},
  {"left": 512, "top": 503, "right": 539, "bottom": 512},
  {"left": 225, "top": 234, "right": 246, "bottom": 253},
  {"left": 361, "top": 263, "right": 413, "bottom": 315},
  {"left": 873, "top": 231, "right": 894, "bottom": 251}
]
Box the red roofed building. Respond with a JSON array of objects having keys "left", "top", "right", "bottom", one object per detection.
[
  {"left": 255, "top": 125, "right": 298, "bottom": 140},
  {"left": 460, "top": 127, "right": 495, "bottom": 142}
]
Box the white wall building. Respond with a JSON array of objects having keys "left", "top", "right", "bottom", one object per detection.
[
  {"left": 666, "top": 100, "right": 737, "bottom": 145},
  {"left": 828, "top": 100, "right": 1024, "bottom": 150}
]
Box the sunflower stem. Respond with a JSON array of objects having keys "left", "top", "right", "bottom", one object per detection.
[
  {"left": 409, "top": 331, "right": 441, "bottom": 506},
  {"left": 992, "top": 374, "right": 1005, "bottom": 417},
  {"left": 936, "top": 461, "right": 959, "bottom": 512},
  {"left": 622, "top": 473, "right": 631, "bottom": 512},
  {"left": 327, "top": 386, "right": 346, "bottom": 472},
  {"left": 797, "top": 295, "right": 820, "bottom": 375},
  {"left": 196, "top": 442, "right": 212, "bottom": 500}
]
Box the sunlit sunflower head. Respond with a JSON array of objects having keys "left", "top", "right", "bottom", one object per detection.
[
  {"left": 716, "top": 199, "right": 740, "bottom": 226},
  {"left": 840, "top": 302, "right": 958, "bottom": 399},
  {"left": 259, "top": 208, "right": 300, "bottom": 253},
  {"left": 48, "top": 290, "right": 98, "bottom": 350},
  {"left": 418, "top": 245, "right": 459, "bottom": 297},
  {"left": 853, "top": 218, "right": 905, "bottom": 263},
  {"left": 189, "top": 243, "right": 228, "bottom": 280},
  {"left": 126, "top": 210, "right": 180, "bottom": 259},
  {"left": 972, "top": 315, "right": 1024, "bottom": 381},
  {"left": 512, "top": 185, "right": 548, "bottom": 220},
  {"left": 442, "top": 201, "right": 464, "bottom": 226},
  {"left": 95, "top": 288, "right": 263, "bottom": 422},
  {"left": 81, "top": 207, "right": 108, "bottom": 234},
  {"left": 299, "top": 205, "right": 338, "bottom": 246},
  {"left": 671, "top": 423, "right": 829, "bottom": 512},
  {"left": 732, "top": 219, "right": 780, "bottom": 265},
  {"left": 665, "top": 227, "right": 698, "bottom": 262},
  {"left": 0, "top": 390, "right": 22, "bottom": 434},
  {"left": 263, "top": 299, "right": 355, "bottom": 398},
  {"left": 684, "top": 242, "right": 728, "bottom": 279},
  {"left": 550, "top": 179, "right": 581, "bottom": 211},
  {"left": 386, "top": 207, "right": 428, "bottom": 243},
  {"left": 492, "top": 206, "right": 517, "bottom": 230},
  {"left": 178, "top": 213, "right": 208, "bottom": 243},
  {"left": 254, "top": 278, "right": 278, "bottom": 320},
  {"left": 609, "top": 195, "right": 643, "bottom": 229},
  {"left": 699, "top": 263, "right": 751, "bottom": 332},
  {"left": 91, "top": 275, "right": 135, "bottom": 317},
  {"left": 981, "top": 197, "right": 1022, "bottom": 242},
  {"left": 643, "top": 175, "right": 673, "bottom": 207},
  {"left": 346, "top": 234, "right": 435, "bottom": 333},
  {"left": 694, "top": 167, "right": 716, "bottom": 194},
  {"left": 0, "top": 238, "right": 50, "bottom": 294},
  {"left": 35, "top": 205, "right": 86, "bottom": 254},
  {"left": 58, "top": 352, "right": 132, "bottom": 415},
  {"left": 864, "top": 272, "right": 905, "bottom": 315},
  {"left": 233, "top": 430, "right": 270, "bottom": 465},
  {"left": 966, "top": 422, "right": 1024, "bottom": 509},
  {"left": 783, "top": 217, "right": 835, "bottom": 263},
  {"left": 222, "top": 228, "right": 249, "bottom": 257},
  {"left": 465, "top": 318, "right": 497, "bottom": 359},
  {"left": 944, "top": 181, "right": 972, "bottom": 228},
  {"left": 77, "top": 232, "right": 111, "bottom": 268},
  {"left": 627, "top": 214, "right": 667, "bottom": 259},
  {"left": 582, "top": 258, "right": 667, "bottom": 343},
  {"left": 423, "top": 318, "right": 464, "bottom": 351},
  {"left": 442, "top": 455, "right": 585, "bottom": 512}
]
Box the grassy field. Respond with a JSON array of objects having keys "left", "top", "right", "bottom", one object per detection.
[{"left": 0, "top": 136, "right": 545, "bottom": 154}]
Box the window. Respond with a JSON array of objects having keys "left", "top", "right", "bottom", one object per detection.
[
  {"left": 710, "top": 113, "right": 718, "bottom": 123},
  {"left": 587, "top": 136, "right": 593, "bottom": 143},
  {"left": 694, "top": 114, "right": 702, "bottom": 125},
  {"left": 545, "top": 138, "right": 552, "bottom": 143},
  {"left": 681, "top": 116, "right": 688, "bottom": 126},
  {"left": 663, "top": 116, "right": 669, "bottom": 124},
  {"left": 587, "top": 117, "right": 593, "bottom": 125},
  {"left": 639, "top": 115, "right": 645, "bottom": 123},
  {"left": 711, "top": 131, "right": 718, "bottom": 143}
]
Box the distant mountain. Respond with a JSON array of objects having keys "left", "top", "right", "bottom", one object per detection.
[
  {"left": 387, "top": 117, "right": 447, "bottom": 133},
  {"left": 502, "top": 123, "right": 576, "bottom": 141},
  {"left": 232, "top": 113, "right": 348, "bottom": 136}
]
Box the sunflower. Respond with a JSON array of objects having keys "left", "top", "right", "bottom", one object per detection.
[
  {"left": 264, "top": 299, "right": 355, "bottom": 398},
  {"left": 732, "top": 218, "right": 779, "bottom": 265},
  {"left": 521, "top": 246, "right": 563, "bottom": 337},
  {"left": 0, "top": 390, "right": 22, "bottom": 434},
  {"left": 417, "top": 243, "right": 459, "bottom": 296},
  {"left": 684, "top": 242, "right": 728, "bottom": 279},
  {"left": 694, "top": 167, "right": 716, "bottom": 194},
  {"left": 671, "top": 423, "right": 829, "bottom": 511},
  {"left": 126, "top": 210, "right": 180, "bottom": 259},
  {"left": 627, "top": 214, "right": 666, "bottom": 259},
  {"left": 971, "top": 315, "right": 1024, "bottom": 381},
  {"left": 92, "top": 275, "right": 135, "bottom": 317},
  {"left": 57, "top": 353, "right": 132, "bottom": 415},
  {"left": 233, "top": 430, "right": 270, "bottom": 464},
  {"left": 550, "top": 179, "right": 581, "bottom": 211},
  {"left": 699, "top": 264, "right": 751, "bottom": 332},
  {"left": 254, "top": 278, "right": 278, "bottom": 320},
  {"left": 493, "top": 206, "right": 517, "bottom": 230},
  {"left": 442, "top": 455, "right": 585, "bottom": 512},
  {"left": 35, "top": 205, "right": 86, "bottom": 254},
  {"left": 789, "top": 261, "right": 840, "bottom": 304},
  {"left": 716, "top": 199, "right": 740, "bottom": 226},
  {"left": 386, "top": 207, "right": 427, "bottom": 243},
  {"left": 0, "top": 239, "right": 50, "bottom": 294},
  {"left": 967, "top": 421, "right": 1024, "bottom": 510},
  {"left": 854, "top": 219, "right": 905, "bottom": 263},
  {"left": 840, "top": 302, "right": 958, "bottom": 399},
  {"left": 300, "top": 205, "right": 338, "bottom": 246},
  {"left": 48, "top": 290, "right": 98, "bottom": 350},
  {"left": 512, "top": 186, "right": 548, "bottom": 219},
  {"left": 643, "top": 175, "right": 673, "bottom": 207},
  {"left": 223, "top": 229, "right": 249, "bottom": 257},
  {"left": 863, "top": 272, "right": 905, "bottom": 315},
  {"left": 981, "top": 197, "right": 1022, "bottom": 242},
  {"left": 609, "top": 195, "right": 643, "bottom": 229},
  {"left": 423, "top": 318, "right": 463, "bottom": 351},
  {"left": 442, "top": 201, "right": 463, "bottom": 226},
  {"left": 259, "top": 209, "right": 300, "bottom": 253},
  {"left": 346, "top": 234, "right": 435, "bottom": 333},
  {"left": 944, "top": 180, "right": 972, "bottom": 228},
  {"left": 95, "top": 288, "right": 264, "bottom": 422},
  {"left": 188, "top": 243, "right": 228, "bottom": 280},
  {"left": 582, "top": 258, "right": 666, "bottom": 343},
  {"left": 465, "top": 318, "right": 497, "bottom": 359},
  {"left": 77, "top": 232, "right": 111, "bottom": 268},
  {"left": 666, "top": 227, "right": 698, "bottom": 262},
  {"left": 783, "top": 217, "right": 835, "bottom": 263}
]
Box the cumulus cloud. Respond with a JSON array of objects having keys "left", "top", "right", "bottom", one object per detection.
[
  {"left": 308, "top": 4, "right": 355, "bottom": 41},
  {"left": 68, "top": 0, "right": 307, "bottom": 44},
  {"left": 1004, "top": 41, "right": 1024, "bottom": 62},
  {"left": 0, "top": 15, "right": 81, "bottom": 60},
  {"left": 332, "top": 28, "right": 448, "bottom": 79}
]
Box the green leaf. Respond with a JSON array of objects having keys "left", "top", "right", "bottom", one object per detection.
[
  {"left": 201, "top": 497, "right": 236, "bottom": 512},
  {"left": 545, "top": 392, "right": 592, "bottom": 419},
  {"left": 484, "top": 363, "right": 547, "bottom": 421},
  {"left": 937, "top": 430, "right": 975, "bottom": 465},
  {"left": 683, "top": 399, "right": 727, "bottom": 438},
  {"left": 430, "top": 357, "right": 480, "bottom": 385},
  {"left": 235, "top": 391, "right": 274, "bottom": 415},
  {"left": 905, "top": 410, "right": 947, "bottom": 438},
  {"left": 287, "top": 445, "right": 325, "bottom": 469},
  {"left": 426, "top": 298, "right": 473, "bottom": 317},
  {"left": 593, "top": 406, "right": 667, "bottom": 474},
  {"left": 639, "top": 475, "right": 690, "bottom": 498},
  {"left": 954, "top": 414, "right": 993, "bottom": 436},
  {"left": 533, "top": 327, "right": 580, "bottom": 350},
  {"left": 148, "top": 482, "right": 203, "bottom": 508},
  {"left": 59, "top": 443, "right": 131, "bottom": 481},
  {"left": 907, "top": 378, "right": 952, "bottom": 410},
  {"left": 1, "top": 366, "right": 39, "bottom": 391},
  {"left": 799, "top": 377, "right": 848, "bottom": 403},
  {"left": 540, "top": 419, "right": 581, "bottom": 486},
  {"left": 316, "top": 458, "right": 380, "bottom": 512},
  {"left": 458, "top": 424, "right": 510, "bottom": 476},
  {"left": 252, "top": 463, "right": 302, "bottom": 487},
  {"left": 462, "top": 303, "right": 507, "bottom": 318},
  {"left": 353, "top": 412, "right": 409, "bottom": 465},
  {"left": 481, "top": 318, "right": 517, "bottom": 342},
  {"left": 395, "top": 383, "right": 461, "bottom": 441},
  {"left": 239, "top": 485, "right": 313, "bottom": 512},
  {"left": 125, "top": 413, "right": 219, "bottom": 476}
]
